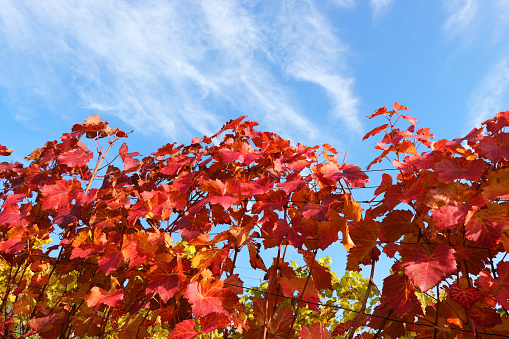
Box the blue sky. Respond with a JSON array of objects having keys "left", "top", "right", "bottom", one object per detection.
[
  {"left": 2, "top": 0, "right": 509, "bottom": 164},
  {"left": 2, "top": 0, "right": 509, "bottom": 286}
]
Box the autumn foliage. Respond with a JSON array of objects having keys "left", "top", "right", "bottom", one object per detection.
[{"left": 1, "top": 104, "right": 509, "bottom": 338}]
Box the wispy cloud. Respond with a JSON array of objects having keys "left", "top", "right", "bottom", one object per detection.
[
  {"left": 0, "top": 0, "right": 360, "bottom": 144},
  {"left": 271, "top": 1, "right": 361, "bottom": 133},
  {"left": 442, "top": 0, "right": 478, "bottom": 37},
  {"left": 468, "top": 58, "right": 509, "bottom": 128},
  {"left": 370, "top": 0, "right": 395, "bottom": 20},
  {"left": 330, "top": 0, "right": 355, "bottom": 8}
]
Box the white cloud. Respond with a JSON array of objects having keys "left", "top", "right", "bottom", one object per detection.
[
  {"left": 468, "top": 58, "right": 509, "bottom": 128},
  {"left": 330, "top": 0, "right": 355, "bottom": 8},
  {"left": 0, "top": 0, "right": 360, "bottom": 143},
  {"left": 370, "top": 0, "right": 395, "bottom": 20},
  {"left": 271, "top": 1, "right": 361, "bottom": 133},
  {"left": 442, "top": 0, "right": 478, "bottom": 37}
]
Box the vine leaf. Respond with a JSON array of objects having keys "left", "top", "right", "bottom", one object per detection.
[
  {"left": 478, "top": 133, "right": 509, "bottom": 163},
  {"left": 363, "top": 123, "right": 389, "bottom": 141},
  {"left": 27, "top": 314, "right": 58, "bottom": 333},
  {"left": 468, "top": 306, "right": 502, "bottom": 328},
  {"left": 346, "top": 219, "right": 381, "bottom": 271},
  {"left": 448, "top": 283, "right": 482, "bottom": 308},
  {"left": 398, "top": 243, "right": 457, "bottom": 291},
  {"left": 0, "top": 144, "right": 13, "bottom": 156},
  {"left": 40, "top": 179, "right": 79, "bottom": 210},
  {"left": 119, "top": 143, "right": 141, "bottom": 170},
  {"left": 168, "top": 319, "right": 198, "bottom": 339},
  {"left": 199, "top": 313, "right": 230, "bottom": 333},
  {"left": 494, "top": 261, "right": 509, "bottom": 309},
  {"left": 184, "top": 278, "right": 238, "bottom": 318},
  {"left": 299, "top": 323, "right": 331, "bottom": 338},
  {"left": 464, "top": 203, "right": 508, "bottom": 247},
  {"left": 434, "top": 158, "right": 487, "bottom": 183},
  {"left": 84, "top": 287, "right": 124, "bottom": 308},
  {"left": 97, "top": 248, "right": 124, "bottom": 276},
  {"left": 431, "top": 204, "right": 467, "bottom": 230},
  {"left": 380, "top": 209, "right": 414, "bottom": 242},
  {"left": 379, "top": 273, "right": 419, "bottom": 317},
  {"left": 145, "top": 260, "right": 185, "bottom": 303}
]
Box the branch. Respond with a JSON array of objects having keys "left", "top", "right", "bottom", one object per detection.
[
  {"left": 263, "top": 244, "right": 282, "bottom": 339},
  {"left": 348, "top": 255, "right": 376, "bottom": 339}
]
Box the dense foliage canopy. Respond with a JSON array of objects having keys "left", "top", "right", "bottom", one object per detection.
[{"left": 0, "top": 103, "right": 508, "bottom": 338}]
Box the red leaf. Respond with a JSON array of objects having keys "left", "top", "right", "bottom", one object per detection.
[
  {"left": 0, "top": 145, "right": 13, "bottom": 156},
  {"left": 323, "top": 143, "right": 338, "bottom": 154},
  {"left": 399, "top": 114, "right": 417, "bottom": 126},
  {"left": 374, "top": 173, "right": 392, "bottom": 196},
  {"left": 299, "top": 323, "right": 331, "bottom": 339},
  {"left": 363, "top": 123, "right": 389, "bottom": 141},
  {"left": 431, "top": 204, "right": 467, "bottom": 229},
  {"left": 346, "top": 220, "right": 381, "bottom": 271},
  {"left": 331, "top": 320, "right": 354, "bottom": 336},
  {"left": 119, "top": 143, "right": 141, "bottom": 170},
  {"left": 316, "top": 212, "right": 347, "bottom": 250},
  {"left": 367, "top": 106, "right": 387, "bottom": 119},
  {"left": 184, "top": 279, "right": 233, "bottom": 318},
  {"left": 211, "top": 116, "right": 247, "bottom": 138},
  {"left": 28, "top": 314, "right": 58, "bottom": 332},
  {"left": 98, "top": 249, "right": 124, "bottom": 276},
  {"left": 341, "top": 164, "right": 370, "bottom": 187},
  {"left": 383, "top": 242, "right": 399, "bottom": 258},
  {"left": 40, "top": 179, "right": 79, "bottom": 210},
  {"left": 248, "top": 242, "right": 267, "bottom": 271},
  {"left": 320, "top": 163, "right": 369, "bottom": 187},
  {"left": 85, "top": 287, "right": 124, "bottom": 308},
  {"left": 478, "top": 132, "right": 509, "bottom": 163},
  {"left": 464, "top": 203, "right": 507, "bottom": 247},
  {"left": 0, "top": 204, "right": 21, "bottom": 225},
  {"left": 271, "top": 305, "right": 296, "bottom": 335},
  {"left": 379, "top": 273, "right": 419, "bottom": 317},
  {"left": 276, "top": 173, "right": 311, "bottom": 193},
  {"left": 273, "top": 219, "right": 305, "bottom": 249},
  {"left": 224, "top": 274, "right": 244, "bottom": 295},
  {"left": 434, "top": 158, "right": 487, "bottom": 183},
  {"left": 495, "top": 261, "right": 509, "bottom": 309},
  {"left": 302, "top": 254, "right": 333, "bottom": 291},
  {"left": 252, "top": 190, "right": 290, "bottom": 214},
  {"left": 218, "top": 148, "right": 261, "bottom": 166},
  {"left": 385, "top": 176, "right": 424, "bottom": 209},
  {"left": 468, "top": 306, "right": 502, "bottom": 328},
  {"left": 449, "top": 283, "right": 482, "bottom": 308},
  {"left": 168, "top": 319, "right": 198, "bottom": 339},
  {"left": 199, "top": 313, "right": 230, "bottom": 333},
  {"left": 90, "top": 207, "right": 121, "bottom": 230},
  {"left": 380, "top": 209, "right": 414, "bottom": 242},
  {"left": 399, "top": 243, "right": 457, "bottom": 291},
  {"left": 57, "top": 149, "right": 93, "bottom": 168},
  {"left": 146, "top": 261, "right": 185, "bottom": 303}
]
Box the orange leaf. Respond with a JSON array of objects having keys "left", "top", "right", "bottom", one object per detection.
[{"left": 394, "top": 102, "right": 410, "bottom": 111}]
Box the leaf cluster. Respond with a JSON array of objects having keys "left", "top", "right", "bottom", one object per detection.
[{"left": 0, "top": 104, "right": 508, "bottom": 338}]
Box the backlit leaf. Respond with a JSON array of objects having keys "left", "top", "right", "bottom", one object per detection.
[
  {"left": 468, "top": 306, "right": 502, "bottom": 328},
  {"left": 449, "top": 283, "right": 482, "bottom": 308},
  {"left": 434, "top": 158, "right": 487, "bottom": 183},
  {"left": 184, "top": 278, "right": 237, "bottom": 318},
  {"left": 168, "top": 319, "right": 198, "bottom": 339},
  {"left": 85, "top": 287, "right": 124, "bottom": 308},
  {"left": 399, "top": 243, "right": 457, "bottom": 291}
]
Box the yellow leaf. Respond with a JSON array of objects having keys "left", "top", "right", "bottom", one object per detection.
[{"left": 191, "top": 249, "right": 214, "bottom": 268}]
